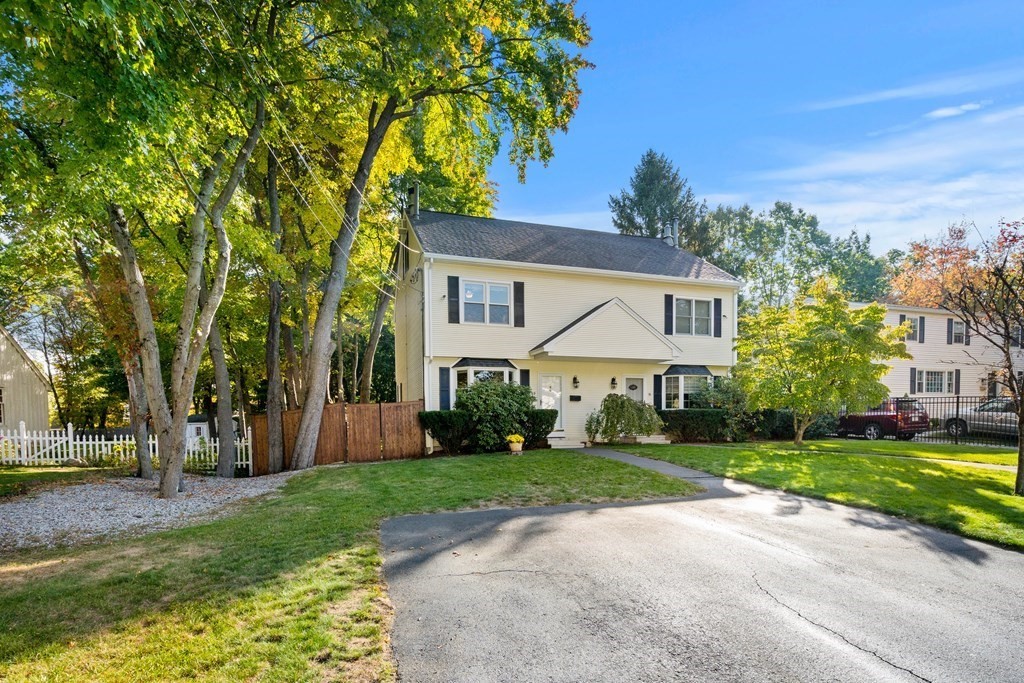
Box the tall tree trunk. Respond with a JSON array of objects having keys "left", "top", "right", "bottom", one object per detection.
[
  {"left": 283, "top": 323, "right": 301, "bottom": 409},
  {"left": 291, "top": 98, "right": 398, "bottom": 469},
  {"left": 358, "top": 246, "right": 398, "bottom": 403},
  {"left": 109, "top": 100, "right": 264, "bottom": 498},
  {"left": 209, "top": 320, "right": 235, "bottom": 477},
  {"left": 126, "top": 354, "right": 154, "bottom": 479},
  {"left": 335, "top": 305, "right": 344, "bottom": 402},
  {"left": 265, "top": 148, "right": 285, "bottom": 474}
]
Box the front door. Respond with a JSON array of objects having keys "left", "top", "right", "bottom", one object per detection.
[
  {"left": 540, "top": 374, "right": 563, "bottom": 430},
  {"left": 625, "top": 377, "right": 644, "bottom": 403}
]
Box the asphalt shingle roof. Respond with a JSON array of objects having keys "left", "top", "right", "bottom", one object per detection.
[{"left": 410, "top": 211, "right": 739, "bottom": 282}]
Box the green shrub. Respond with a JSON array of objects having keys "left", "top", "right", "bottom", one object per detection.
[
  {"left": 752, "top": 409, "right": 834, "bottom": 441},
  {"left": 419, "top": 410, "right": 474, "bottom": 455},
  {"left": 585, "top": 410, "right": 603, "bottom": 443},
  {"left": 690, "top": 377, "right": 755, "bottom": 442},
  {"left": 593, "top": 393, "right": 663, "bottom": 443},
  {"left": 658, "top": 409, "right": 729, "bottom": 442},
  {"left": 454, "top": 381, "right": 536, "bottom": 452},
  {"left": 523, "top": 409, "right": 558, "bottom": 448}
]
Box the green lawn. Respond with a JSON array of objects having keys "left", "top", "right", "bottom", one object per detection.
[
  {"left": 0, "top": 451, "right": 698, "bottom": 682},
  {"left": 617, "top": 442, "right": 1024, "bottom": 549},
  {"left": 0, "top": 466, "right": 117, "bottom": 497},
  {"left": 711, "top": 438, "right": 1020, "bottom": 467}
]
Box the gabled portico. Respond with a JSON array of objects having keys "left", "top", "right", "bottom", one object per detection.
[{"left": 529, "top": 298, "right": 683, "bottom": 363}]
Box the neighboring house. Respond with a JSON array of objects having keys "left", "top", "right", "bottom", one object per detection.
[
  {"left": 0, "top": 324, "right": 50, "bottom": 431},
  {"left": 394, "top": 210, "right": 742, "bottom": 449},
  {"left": 855, "top": 302, "right": 1024, "bottom": 398},
  {"left": 186, "top": 414, "right": 237, "bottom": 447}
]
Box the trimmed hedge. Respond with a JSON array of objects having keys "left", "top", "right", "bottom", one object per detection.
[
  {"left": 752, "top": 410, "right": 836, "bottom": 440},
  {"left": 658, "top": 409, "right": 729, "bottom": 443},
  {"left": 419, "top": 410, "right": 474, "bottom": 455},
  {"left": 523, "top": 409, "right": 559, "bottom": 448},
  {"left": 419, "top": 407, "right": 560, "bottom": 454}
]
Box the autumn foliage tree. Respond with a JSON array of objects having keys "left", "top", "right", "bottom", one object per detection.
[{"left": 893, "top": 221, "right": 1024, "bottom": 495}]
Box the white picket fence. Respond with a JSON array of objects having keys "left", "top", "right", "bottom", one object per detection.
[{"left": 0, "top": 422, "right": 253, "bottom": 475}]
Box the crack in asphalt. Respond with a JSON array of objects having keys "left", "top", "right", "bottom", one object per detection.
[
  {"left": 438, "top": 568, "right": 554, "bottom": 578},
  {"left": 752, "top": 574, "right": 933, "bottom": 683}
]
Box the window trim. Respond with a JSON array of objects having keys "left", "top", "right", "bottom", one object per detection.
[
  {"left": 460, "top": 279, "right": 512, "bottom": 326},
  {"left": 952, "top": 320, "right": 966, "bottom": 344},
  {"left": 905, "top": 317, "right": 918, "bottom": 342},
  {"left": 662, "top": 374, "right": 713, "bottom": 410},
  {"left": 916, "top": 369, "right": 956, "bottom": 394},
  {"left": 674, "top": 297, "right": 713, "bottom": 337}
]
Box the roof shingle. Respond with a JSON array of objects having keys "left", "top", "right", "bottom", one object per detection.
[{"left": 410, "top": 211, "right": 739, "bottom": 282}]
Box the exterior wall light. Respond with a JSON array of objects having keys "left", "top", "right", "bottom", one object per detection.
[
  {"left": 572, "top": 375, "right": 580, "bottom": 389},
  {"left": 610, "top": 377, "right": 618, "bottom": 390}
]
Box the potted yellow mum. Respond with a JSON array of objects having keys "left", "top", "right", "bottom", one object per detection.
[{"left": 506, "top": 434, "right": 525, "bottom": 453}]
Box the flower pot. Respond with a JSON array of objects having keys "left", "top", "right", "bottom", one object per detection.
[{"left": 508, "top": 442, "right": 523, "bottom": 453}]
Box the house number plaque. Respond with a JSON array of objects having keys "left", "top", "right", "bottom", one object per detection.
[{"left": 628, "top": 384, "right": 638, "bottom": 391}]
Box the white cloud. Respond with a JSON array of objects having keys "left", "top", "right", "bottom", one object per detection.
[
  {"left": 740, "top": 103, "right": 1024, "bottom": 251},
  {"left": 924, "top": 100, "right": 990, "bottom": 119},
  {"left": 805, "top": 63, "right": 1024, "bottom": 111}
]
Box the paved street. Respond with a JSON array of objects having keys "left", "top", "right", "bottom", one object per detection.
[{"left": 382, "top": 457, "right": 1024, "bottom": 682}]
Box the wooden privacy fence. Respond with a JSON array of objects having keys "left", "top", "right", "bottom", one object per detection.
[{"left": 250, "top": 400, "right": 425, "bottom": 475}]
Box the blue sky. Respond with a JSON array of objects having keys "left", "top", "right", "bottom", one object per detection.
[{"left": 487, "top": 0, "right": 1024, "bottom": 254}]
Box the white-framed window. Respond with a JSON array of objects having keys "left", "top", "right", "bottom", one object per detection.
[
  {"left": 905, "top": 317, "right": 918, "bottom": 342},
  {"left": 0, "top": 387, "right": 4, "bottom": 425},
  {"left": 916, "top": 370, "right": 956, "bottom": 394},
  {"left": 462, "top": 280, "right": 510, "bottom": 325},
  {"left": 674, "top": 298, "right": 712, "bottom": 336},
  {"left": 952, "top": 320, "right": 966, "bottom": 344},
  {"left": 455, "top": 367, "right": 515, "bottom": 389},
  {"left": 664, "top": 375, "right": 711, "bottom": 409},
  {"left": 194, "top": 425, "right": 203, "bottom": 437}
]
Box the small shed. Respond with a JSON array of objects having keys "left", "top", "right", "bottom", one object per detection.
[{"left": 0, "top": 325, "right": 50, "bottom": 431}]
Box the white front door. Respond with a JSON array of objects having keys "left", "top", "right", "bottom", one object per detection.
[
  {"left": 625, "top": 377, "right": 644, "bottom": 403},
  {"left": 540, "top": 374, "right": 563, "bottom": 430}
]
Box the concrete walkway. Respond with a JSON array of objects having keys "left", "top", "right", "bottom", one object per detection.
[{"left": 580, "top": 446, "right": 727, "bottom": 492}]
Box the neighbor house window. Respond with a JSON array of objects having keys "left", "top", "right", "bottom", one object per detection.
[
  {"left": 905, "top": 318, "right": 918, "bottom": 342},
  {"left": 462, "top": 281, "right": 510, "bottom": 325},
  {"left": 952, "top": 321, "right": 966, "bottom": 344},
  {"left": 674, "top": 298, "right": 712, "bottom": 336},
  {"left": 663, "top": 375, "right": 711, "bottom": 409},
  {"left": 917, "top": 370, "right": 955, "bottom": 394}
]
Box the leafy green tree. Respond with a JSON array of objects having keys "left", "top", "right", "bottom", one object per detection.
[
  {"left": 608, "top": 149, "right": 717, "bottom": 256},
  {"left": 734, "top": 279, "right": 910, "bottom": 445}
]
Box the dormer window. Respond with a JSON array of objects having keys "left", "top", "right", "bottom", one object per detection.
[{"left": 462, "top": 281, "right": 510, "bottom": 325}]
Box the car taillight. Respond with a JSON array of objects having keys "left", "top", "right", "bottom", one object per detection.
[{"left": 897, "top": 413, "right": 905, "bottom": 426}]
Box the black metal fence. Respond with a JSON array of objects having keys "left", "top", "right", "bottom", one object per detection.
[{"left": 836, "top": 395, "right": 1020, "bottom": 447}]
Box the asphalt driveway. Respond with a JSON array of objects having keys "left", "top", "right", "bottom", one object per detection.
[{"left": 382, "top": 454, "right": 1024, "bottom": 682}]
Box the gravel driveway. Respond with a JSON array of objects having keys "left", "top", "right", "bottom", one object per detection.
[
  {"left": 0, "top": 472, "right": 298, "bottom": 551},
  {"left": 383, "top": 471, "right": 1024, "bottom": 682}
]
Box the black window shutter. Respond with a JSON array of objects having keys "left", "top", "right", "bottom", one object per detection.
[
  {"left": 653, "top": 374, "right": 663, "bottom": 410},
  {"left": 519, "top": 368, "right": 530, "bottom": 388},
  {"left": 965, "top": 326, "right": 971, "bottom": 346},
  {"left": 439, "top": 367, "right": 451, "bottom": 410},
  {"left": 946, "top": 318, "right": 954, "bottom": 344},
  {"left": 513, "top": 281, "right": 525, "bottom": 328},
  {"left": 919, "top": 316, "right": 925, "bottom": 344},
  {"left": 713, "top": 298, "right": 723, "bottom": 338},
  {"left": 899, "top": 314, "right": 906, "bottom": 341},
  {"left": 909, "top": 368, "right": 917, "bottom": 395},
  {"left": 447, "top": 276, "right": 460, "bottom": 324},
  {"left": 664, "top": 295, "right": 674, "bottom": 334},
  {"left": 954, "top": 369, "right": 961, "bottom": 395},
  {"left": 1011, "top": 327, "right": 1020, "bottom": 348}
]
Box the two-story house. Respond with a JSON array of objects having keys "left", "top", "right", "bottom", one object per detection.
[
  {"left": 0, "top": 324, "right": 49, "bottom": 431},
  {"left": 394, "top": 210, "right": 742, "bottom": 449},
  {"left": 856, "top": 303, "right": 1024, "bottom": 398}
]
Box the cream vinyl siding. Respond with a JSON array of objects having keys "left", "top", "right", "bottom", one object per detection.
[
  {"left": 425, "top": 356, "right": 730, "bottom": 448},
  {"left": 429, "top": 260, "right": 736, "bottom": 366},
  {"left": 394, "top": 228, "right": 426, "bottom": 402},
  {"left": 0, "top": 327, "right": 50, "bottom": 430},
  {"left": 869, "top": 306, "right": 1024, "bottom": 397}
]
